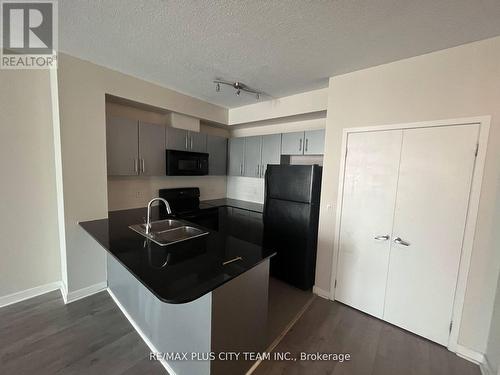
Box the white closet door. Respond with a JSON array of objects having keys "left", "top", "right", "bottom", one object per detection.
[
  {"left": 384, "top": 124, "right": 479, "bottom": 345},
  {"left": 336, "top": 130, "right": 402, "bottom": 318}
]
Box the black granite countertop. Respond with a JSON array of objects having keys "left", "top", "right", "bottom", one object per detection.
[
  {"left": 201, "top": 198, "right": 264, "bottom": 213},
  {"left": 79, "top": 207, "right": 274, "bottom": 304}
]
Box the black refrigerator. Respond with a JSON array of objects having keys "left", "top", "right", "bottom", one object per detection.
[{"left": 263, "top": 164, "right": 322, "bottom": 290}]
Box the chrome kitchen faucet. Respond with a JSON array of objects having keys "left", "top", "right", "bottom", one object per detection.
[{"left": 145, "top": 198, "right": 172, "bottom": 234}]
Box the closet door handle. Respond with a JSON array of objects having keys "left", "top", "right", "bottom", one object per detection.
[
  {"left": 394, "top": 237, "right": 410, "bottom": 246},
  {"left": 374, "top": 235, "right": 390, "bottom": 241}
]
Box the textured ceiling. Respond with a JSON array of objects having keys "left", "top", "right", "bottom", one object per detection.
[{"left": 59, "top": 0, "right": 500, "bottom": 108}]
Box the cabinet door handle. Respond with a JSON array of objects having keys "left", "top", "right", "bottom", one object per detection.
[
  {"left": 257, "top": 164, "right": 260, "bottom": 176},
  {"left": 394, "top": 237, "right": 410, "bottom": 246},
  {"left": 134, "top": 159, "right": 138, "bottom": 174},
  {"left": 240, "top": 163, "right": 243, "bottom": 175},
  {"left": 190, "top": 136, "right": 193, "bottom": 150},
  {"left": 185, "top": 134, "right": 188, "bottom": 149},
  {"left": 299, "top": 138, "right": 302, "bottom": 152},
  {"left": 261, "top": 164, "right": 264, "bottom": 178},
  {"left": 141, "top": 159, "right": 145, "bottom": 173},
  {"left": 305, "top": 138, "right": 309, "bottom": 152},
  {"left": 374, "top": 235, "right": 390, "bottom": 241}
]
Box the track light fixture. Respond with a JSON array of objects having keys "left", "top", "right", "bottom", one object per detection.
[{"left": 213, "top": 79, "right": 264, "bottom": 100}]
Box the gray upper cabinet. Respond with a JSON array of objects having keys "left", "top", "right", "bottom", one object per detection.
[
  {"left": 228, "top": 137, "right": 245, "bottom": 176},
  {"left": 189, "top": 132, "right": 207, "bottom": 153},
  {"left": 166, "top": 127, "right": 206, "bottom": 153},
  {"left": 304, "top": 129, "right": 325, "bottom": 155},
  {"left": 166, "top": 127, "right": 189, "bottom": 151},
  {"left": 106, "top": 115, "right": 139, "bottom": 176},
  {"left": 138, "top": 121, "right": 166, "bottom": 176},
  {"left": 260, "top": 134, "right": 282, "bottom": 177},
  {"left": 281, "top": 130, "right": 325, "bottom": 155},
  {"left": 243, "top": 136, "right": 263, "bottom": 178},
  {"left": 207, "top": 135, "right": 227, "bottom": 175},
  {"left": 281, "top": 131, "right": 305, "bottom": 155},
  {"left": 106, "top": 115, "right": 167, "bottom": 176}
]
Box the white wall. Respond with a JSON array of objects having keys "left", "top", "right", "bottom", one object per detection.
[
  {"left": 56, "top": 53, "right": 227, "bottom": 294},
  {"left": 316, "top": 36, "right": 500, "bottom": 353},
  {"left": 0, "top": 70, "right": 61, "bottom": 299}
]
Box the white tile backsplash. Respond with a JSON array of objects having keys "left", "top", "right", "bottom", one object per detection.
[
  {"left": 226, "top": 176, "right": 265, "bottom": 204},
  {"left": 107, "top": 175, "right": 227, "bottom": 211}
]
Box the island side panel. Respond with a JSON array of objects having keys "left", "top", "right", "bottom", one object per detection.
[
  {"left": 107, "top": 254, "right": 212, "bottom": 375},
  {"left": 211, "top": 259, "right": 270, "bottom": 375}
]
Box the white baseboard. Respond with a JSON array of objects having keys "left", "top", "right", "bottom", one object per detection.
[
  {"left": 65, "top": 282, "right": 107, "bottom": 304},
  {"left": 0, "top": 281, "right": 62, "bottom": 308},
  {"left": 456, "top": 344, "right": 485, "bottom": 365},
  {"left": 480, "top": 355, "right": 495, "bottom": 375},
  {"left": 107, "top": 288, "right": 175, "bottom": 375},
  {"left": 313, "top": 285, "right": 330, "bottom": 300}
]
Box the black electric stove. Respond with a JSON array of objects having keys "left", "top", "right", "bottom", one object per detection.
[{"left": 159, "top": 187, "right": 219, "bottom": 230}]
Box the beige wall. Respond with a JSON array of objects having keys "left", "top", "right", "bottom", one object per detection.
[
  {"left": 316, "top": 36, "right": 500, "bottom": 353},
  {"left": 486, "top": 272, "right": 500, "bottom": 373},
  {"left": 56, "top": 53, "right": 228, "bottom": 293},
  {"left": 0, "top": 70, "right": 61, "bottom": 298}
]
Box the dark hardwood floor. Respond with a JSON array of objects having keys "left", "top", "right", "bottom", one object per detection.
[
  {"left": 253, "top": 297, "right": 480, "bottom": 375},
  {"left": 1, "top": 288, "right": 481, "bottom": 375},
  {"left": 0, "top": 290, "right": 165, "bottom": 375}
]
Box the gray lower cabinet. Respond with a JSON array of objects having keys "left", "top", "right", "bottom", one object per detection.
[
  {"left": 166, "top": 127, "right": 207, "bottom": 153},
  {"left": 281, "top": 131, "right": 305, "bottom": 155},
  {"left": 260, "top": 134, "right": 282, "bottom": 177},
  {"left": 207, "top": 135, "right": 227, "bottom": 175},
  {"left": 106, "top": 115, "right": 139, "bottom": 176},
  {"left": 228, "top": 137, "right": 245, "bottom": 176},
  {"left": 304, "top": 129, "right": 325, "bottom": 155},
  {"left": 138, "top": 121, "right": 166, "bottom": 176},
  {"left": 243, "top": 136, "right": 263, "bottom": 178}
]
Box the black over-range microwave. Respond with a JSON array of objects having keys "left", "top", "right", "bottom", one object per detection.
[{"left": 166, "top": 149, "right": 209, "bottom": 176}]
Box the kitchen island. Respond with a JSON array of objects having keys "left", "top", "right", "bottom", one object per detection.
[{"left": 80, "top": 206, "right": 275, "bottom": 375}]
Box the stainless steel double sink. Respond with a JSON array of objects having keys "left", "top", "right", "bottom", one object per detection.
[{"left": 129, "top": 219, "right": 208, "bottom": 246}]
